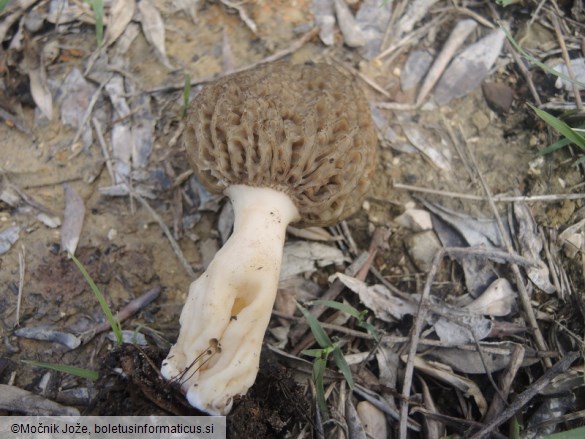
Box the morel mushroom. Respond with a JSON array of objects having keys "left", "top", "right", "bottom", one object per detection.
[{"left": 162, "top": 62, "right": 377, "bottom": 415}]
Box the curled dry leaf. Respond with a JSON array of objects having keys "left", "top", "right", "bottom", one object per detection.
[
  {"left": 394, "top": 208, "right": 433, "bottom": 232},
  {"left": 138, "top": 0, "right": 173, "bottom": 69},
  {"left": 59, "top": 68, "right": 97, "bottom": 150},
  {"left": 357, "top": 401, "right": 388, "bottom": 439},
  {"left": 346, "top": 397, "right": 367, "bottom": 439},
  {"left": 355, "top": 0, "right": 392, "bottom": 59},
  {"left": 418, "top": 378, "right": 445, "bottom": 439},
  {"left": 104, "top": 0, "right": 136, "bottom": 48},
  {"left": 105, "top": 75, "right": 132, "bottom": 181},
  {"left": 14, "top": 325, "right": 81, "bottom": 350},
  {"left": 513, "top": 201, "right": 556, "bottom": 294},
  {"left": 331, "top": 273, "right": 417, "bottom": 321},
  {"left": 432, "top": 313, "right": 492, "bottom": 346},
  {"left": 394, "top": 0, "right": 439, "bottom": 41},
  {"left": 401, "top": 50, "right": 434, "bottom": 93},
  {"left": 402, "top": 124, "right": 452, "bottom": 171},
  {"left": 280, "top": 242, "right": 348, "bottom": 280},
  {"left": 553, "top": 57, "right": 585, "bottom": 91},
  {"left": 0, "top": 384, "right": 80, "bottom": 416},
  {"left": 0, "top": 225, "right": 21, "bottom": 255},
  {"left": 558, "top": 218, "right": 585, "bottom": 259},
  {"left": 434, "top": 27, "right": 506, "bottom": 106},
  {"left": 128, "top": 82, "right": 154, "bottom": 167},
  {"left": 416, "top": 19, "right": 478, "bottom": 105},
  {"left": 405, "top": 355, "right": 488, "bottom": 415},
  {"left": 425, "top": 341, "right": 539, "bottom": 375},
  {"left": 465, "top": 278, "right": 517, "bottom": 316},
  {"left": 334, "top": 0, "right": 366, "bottom": 47},
  {"left": 22, "top": 33, "right": 52, "bottom": 120},
  {"left": 311, "top": 0, "right": 336, "bottom": 46},
  {"left": 61, "top": 184, "right": 85, "bottom": 257}
]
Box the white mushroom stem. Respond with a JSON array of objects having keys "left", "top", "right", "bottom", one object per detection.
[{"left": 161, "top": 185, "right": 300, "bottom": 415}]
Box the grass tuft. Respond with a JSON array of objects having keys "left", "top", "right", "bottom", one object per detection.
[
  {"left": 70, "top": 252, "right": 123, "bottom": 345},
  {"left": 22, "top": 360, "right": 99, "bottom": 381}
]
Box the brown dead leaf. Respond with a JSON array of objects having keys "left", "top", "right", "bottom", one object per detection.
[
  {"left": 104, "top": 0, "right": 136, "bottom": 47},
  {"left": 22, "top": 32, "right": 52, "bottom": 120},
  {"left": 138, "top": 0, "right": 172, "bottom": 68},
  {"left": 61, "top": 184, "right": 85, "bottom": 256}
]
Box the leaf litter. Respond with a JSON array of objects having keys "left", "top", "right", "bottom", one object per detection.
[{"left": 0, "top": 0, "right": 584, "bottom": 437}]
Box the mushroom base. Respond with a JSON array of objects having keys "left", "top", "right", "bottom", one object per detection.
[{"left": 161, "top": 185, "right": 300, "bottom": 415}]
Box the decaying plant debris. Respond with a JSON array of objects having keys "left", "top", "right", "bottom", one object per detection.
[{"left": 1, "top": 0, "right": 584, "bottom": 438}]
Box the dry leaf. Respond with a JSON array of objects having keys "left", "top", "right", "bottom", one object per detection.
[
  {"left": 138, "top": 0, "right": 172, "bottom": 68},
  {"left": 280, "top": 242, "right": 348, "bottom": 280},
  {"left": 345, "top": 397, "right": 367, "bottom": 439},
  {"left": 402, "top": 124, "right": 452, "bottom": 171},
  {"left": 434, "top": 28, "right": 506, "bottom": 105},
  {"left": 334, "top": 0, "right": 366, "bottom": 47},
  {"left": 23, "top": 32, "right": 53, "bottom": 120},
  {"left": 14, "top": 325, "right": 81, "bottom": 350},
  {"left": 394, "top": 0, "right": 439, "bottom": 40},
  {"left": 357, "top": 401, "right": 388, "bottom": 439},
  {"left": 0, "top": 225, "right": 21, "bottom": 255},
  {"left": 331, "top": 273, "right": 417, "bottom": 321},
  {"left": 105, "top": 75, "right": 132, "bottom": 181},
  {"left": 61, "top": 184, "right": 85, "bottom": 257},
  {"left": 465, "top": 278, "right": 517, "bottom": 316},
  {"left": 513, "top": 201, "right": 556, "bottom": 294},
  {"left": 433, "top": 314, "right": 492, "bottom": 346},
  {"left": 0, "top": 384, "right": 80, "bottom": 416},
  {"left": 104, "top": 0, "right": 136, "bottom": 47},
  {"left": 355, "top": 0, "right": 392, "bottom": 59},
  {"left": 311, "top": 0, "right": 336, "bottom": 46},
  {"left": 407, "top": 355, "right": 488, "bottom": 415},
  {"left": 425, "top": 341, "right": 537, "bottom": 374}
]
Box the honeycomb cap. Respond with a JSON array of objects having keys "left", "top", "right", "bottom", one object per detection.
[{"left": 183, "top": 62, "right": 377, "bottom": 227}]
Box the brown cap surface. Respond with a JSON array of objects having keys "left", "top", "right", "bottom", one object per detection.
[{"left": 183, "top": 62, "right": 377, "bottom": 227}]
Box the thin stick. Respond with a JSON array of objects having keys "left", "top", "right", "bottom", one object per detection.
[
  {"left": 464, "top": 140, "right": 552, "bottom": 367},
  {"left": 399, "top": 249, "right": 444, "bottom": 439},
  {"left": 80, "top": 285, "right": 161, "bottom": 344},
  {"left": 393, "top": 182, "right": 585, "bottom": 203},
  {"left": 131, "top": 188, "right": 197, "bottom": 278},
  {"left": 146, "top": 28, "right": 319, "bottom": 94},
  {"left": 469, "top": 351, "right": 580, "bottom": 439},
  {"left": 15, "top": 244, "right": 25, "bottom": 327},
  {"left": 551, "top": 13, "right": 583, "bottom": 110},
  {"left": 69, "top": 75, "right": 112, "bottom": 152},
  {"left": 92, "top": 117, "right": 116, "bottom": 184}
]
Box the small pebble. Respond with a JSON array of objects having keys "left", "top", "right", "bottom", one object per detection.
[
  {"left": 472, "top": 111, "right": 490, "bottom": 131},
  {"left": 482, "top": 82, "right": 514, "bottom": 113}
]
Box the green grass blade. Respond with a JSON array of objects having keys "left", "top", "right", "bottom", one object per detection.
[
  {"left": 501, "top": 25, "right": 585, "bottom": 90},
  {"left": 70, "top": 252, "right": 123, "bottom": 345},
  {"left": 23, "top": 360, "right": 99, "bottom": 381},
  {"left": 543, "top": 427, "right": 585, "bottom": 439},
  {"left": 86, "top": 0, "right": 104, "bottom": 46},
  {"left": 297, "top": 303, "right": 333, "bottom": 349},
  {"left": 358, "top": 321, "right": 381, "bottom": 342},
  {"left": 313, "top": 357, "right": 329, "bottom": 418},
  {"left": 0, "top": 0, "right": 11, "bottom": 12},
  {"left": 538, "top": 137, "right": 573, "bottom": 156},
  {"left": 301, "top": 349, "right": 325, "bottom": 358},
  {"left": 332, "top": 346, "right": 354, "bottom": 389},
  {"left": 529, "top": 104, "right": 585, "bottom": 151},
  {"left": 573, "top": 155, "right": 585, "bottom": 166},
  {"left": 311, "top": 299, "right": 362, "bottom": 319}
]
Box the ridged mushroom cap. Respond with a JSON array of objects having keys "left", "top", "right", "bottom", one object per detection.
[{"left": 183, "top": 62, "right": 377, "bottom": 227}]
